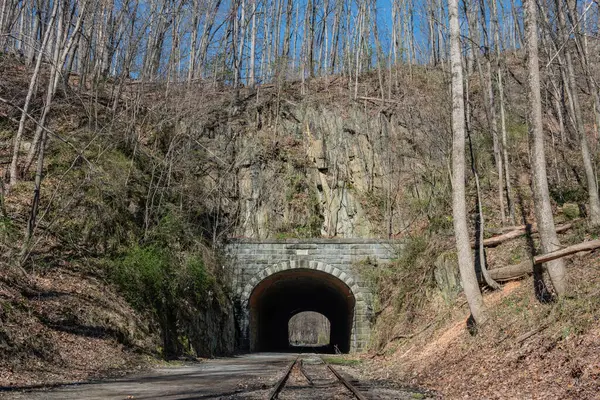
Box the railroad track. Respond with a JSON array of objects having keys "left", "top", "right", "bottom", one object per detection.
[{"left": 269, "top": 355, "right": 368, "bottom": 400}]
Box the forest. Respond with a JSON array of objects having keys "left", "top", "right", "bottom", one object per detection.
[{"left": 1, "top": 0, "right": 600, "bottom": 398}]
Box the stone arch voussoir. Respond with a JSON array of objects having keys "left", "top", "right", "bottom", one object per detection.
[{"left": 241, "top": 260, "right": 361, "bottom": 307}]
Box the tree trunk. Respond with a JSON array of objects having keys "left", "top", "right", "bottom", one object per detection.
[
  {"left": 291, "top": 1, "right": 300, "bottom": 73},
  {"left": 308, "top": 0, "right": 315, "bottom": 77},
  {"left": 248, "top": 0, "right": 257, "bottom": 86},
  {"left": 450, "top": 0, "right": 486, "bottom": 325},
  {"left": 23, "top": 1, "right": 88, "bottom": 175},
  {"left": 329, "top": 0, "right": 340, "bottom": 74},
  {"left": 282, "top": 0, "right": 292, "bottom": 58},
  {"left": 23, "top": 129, "right": 47, "bottom": 251},
  {"left": 491, "top": 0, "right": 515, "bottom": 224},
  {"left": 470, "top": 127, "right": 501, "bottom": 290},
  {"left": 187, "top": 0, "right": 200, "bottom": 85},
  {"left": 555, "top": 0, "right": 600, "bottom": 226},
  {"left": 8, "top": 0, "right": 59, "bottom": 189},
  {"left": 509, "top": 0, "right": 523, "bottom": 49},
  {"left": 524, "top": 0, "right": 567, "bottom": 296},
  {"left": 476, "top": 0, "right": 505, "bottom": 224}
]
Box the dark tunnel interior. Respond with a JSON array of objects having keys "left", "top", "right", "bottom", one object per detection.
[{"left": 248, "top": 268, "right": 356, "bottom": 353}]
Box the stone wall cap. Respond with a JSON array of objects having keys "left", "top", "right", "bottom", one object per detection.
[{"left": 225, "top": 237, "right": 400, "bottom": 245}]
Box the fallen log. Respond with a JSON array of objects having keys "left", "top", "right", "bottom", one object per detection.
[
  {"left": 488, "top": 261, "right": 533, "bottom": 281},
  {"left": 488, "top": 239, "right": 600, "bottom": 281},
  {"left": 533, "top": 239, "right": 600, "bottom": 265},
  {"left": 471, "top": 220, "right": 577, "bottom": 249}
]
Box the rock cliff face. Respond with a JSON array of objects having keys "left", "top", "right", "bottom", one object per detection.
[
  {"left": 185, "top": 78, "right": 449, "bottom": 240},
  {"left": 234, "top": 104, "right": 383, "bottom": 238},
  {"left": 186, "top": 301, "right": 236, "bottom": 356}
]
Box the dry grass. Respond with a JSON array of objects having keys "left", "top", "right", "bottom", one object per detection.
[
  {"left": 361, "top": 246, "right": 600, "bottom": 399},
  {"left": 0, "top": 265, "right": 156, "bottom": 388}
]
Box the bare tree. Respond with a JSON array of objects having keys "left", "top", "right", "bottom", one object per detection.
[
  {"left": 8, "top": 0, "right": 59, "bottom": 189},
  {"left": 449, "top": 0, "right": 486, "bottom": 325},
  {"left": 554, "top": 0, "right": 600, "bottom": 227},
  {"left": 524, "top": 0, "right": 567, "bottom": 296},
  {"left": 491, "top": 0, "right": 515, "bottom": 224},
  {"left": 22, "top": 0, "right": 88, "bottom": 175}
]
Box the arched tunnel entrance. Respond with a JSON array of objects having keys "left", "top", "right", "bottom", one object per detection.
[{"left": 248, "top": 268, "right": 356, "bottom": 353}]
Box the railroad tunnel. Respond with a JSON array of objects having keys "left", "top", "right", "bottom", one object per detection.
[{"left": 248, "top": 268, "right": 356, "bottom": 353}]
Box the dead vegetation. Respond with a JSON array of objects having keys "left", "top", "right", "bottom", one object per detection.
[
  {"left": 0, "top": 265, "right": 154, "bottom": 388},
  {"left": 1, "top": 53, "right": 237, "bottom": 388},
  {"left": 0, "top": 23, "right": 599, "bottom": 394},
  {"left": 359, "top": 226, "right": 600, "bottom": 399}
]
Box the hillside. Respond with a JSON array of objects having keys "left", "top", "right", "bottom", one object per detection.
[
  {"left": 358, "top": 226, "right": 600, "bottom": 399},
  {"left": 1, "top": 44, "right": 600, "bottom": 398}
]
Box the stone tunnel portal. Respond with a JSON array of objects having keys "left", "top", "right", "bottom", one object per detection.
[{"left": 248, "top": 268, "right": 356, "bottom": 353}]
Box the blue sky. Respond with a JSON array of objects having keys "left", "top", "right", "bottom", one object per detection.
[{"left": 122, "top": 0, "right": 531, "bottom": 81}]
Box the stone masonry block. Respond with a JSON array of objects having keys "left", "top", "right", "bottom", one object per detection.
[
  {"left": 339, "top": 271, "right": 349, "bottom": 282},
  {"left": 285, "top": 243, "right": 318, "bottom": 250},
  {"left": 224, "top": 239, "right": 401, "bottom": 352}
]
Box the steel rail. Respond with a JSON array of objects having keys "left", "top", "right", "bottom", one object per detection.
[
  {"left": 297, "top": 359, "right": 314, "bottom": 386},
  {"left": 270, "top": 355, "right": 368, "bottom": 400},
  {"left": 268, "top": 357, "right": 298, "bottom": 400},
  {"left": 323, "top": 358, "right": 369, "bottom": 400}
]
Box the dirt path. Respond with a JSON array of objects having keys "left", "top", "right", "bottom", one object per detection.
[
  {"left": 1, "top": 353, "right": 434, "bottom": 399},
  {"left": 1, "top": 354, "right": 294, "bottom": 400}
]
